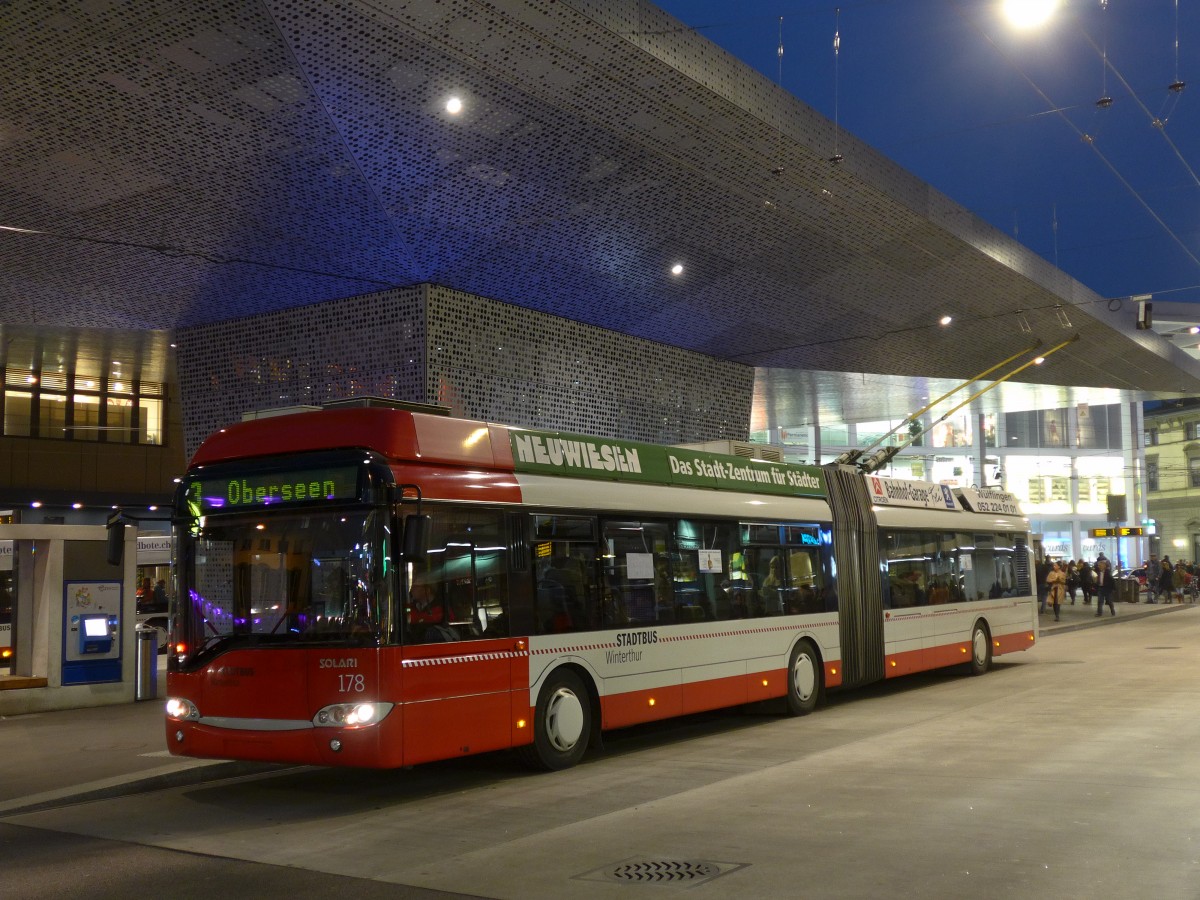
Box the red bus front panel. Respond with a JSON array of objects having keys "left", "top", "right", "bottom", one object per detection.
[{"left": 399, "top": 639, "right": 525, "bottom": 765}]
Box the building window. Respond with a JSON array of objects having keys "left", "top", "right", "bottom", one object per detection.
[
  {"left": 1076, "top": 404, "right": 1123, "bottom": 450},
  {"left": 2, "top": 367, "right": 164, "bottom": 445},
  {"left": 3, "top": 389, "right": 32, "bottom": 436},
  {"left": 1147, "top": 457, "right": 1159, "bottom": 492},
  {"left": 1188, "top": 422, "right": 1199, "bottom": 442},
  {"left": 1005, "top": 408, "right": 1074, "bottom": 449},
  {"left": 1190, "top": 458, "right": 1200, "bottom": 489},
  {"left": 1145, "top": 427, "right": 1159, "bottom": 447}
]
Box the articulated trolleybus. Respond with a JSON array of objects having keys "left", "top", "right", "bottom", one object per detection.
[{"left": 165, "top": 404, "right": 1036, "bottom": 770}]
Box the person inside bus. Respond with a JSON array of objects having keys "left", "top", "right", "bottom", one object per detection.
[
  {"left": 730, "top": 551, "right": 752, "bottom": 589},
  {"left": 890, "top": 570, "right": 923, "bottom": 607},
  {"left": 760, "top": 556, "right": 785, "bottom": 615},
  {"left": 410, "top": 582, "right": 460, "bottom": 642},
  {"left": 906, "top": 571, "right": 926, "bottom": 605},
  {"left": 408, "top": 581, "right": 441, "bottom": 623},
  {"left": 539, "top": 556, "right": 588, "bottom": 632},
  {"left": 948, "top": 575, "right": 966, "bottom": 604},
  {"left": 653, "top": 558, "right": 676, "bottom": 623},
  {"left": 714, "top": 579, "right": 734, "bottom": 619},
  {"left": 927, "top": 578, "right": 950, "bottom": 605},
  {"left": 137, "top": 577, "right": 154, "bottom": 612}
]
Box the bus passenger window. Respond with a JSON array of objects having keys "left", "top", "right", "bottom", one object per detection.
[
  {"left": 785, "top": 549, "right": 823, "bottom": 614},
  {"left": 531, "top": 515, "right": 600, "bottom": 634},
  {"left": 537, "top": 555, "right": 592, "bottom": 633},
  {"left": 600, "top": 519, "right": 670, "bottom": 627},
  {"left": 407, "top": 508, "right": 509, "bottom": 643},
  {"left": 883, "top": 530, "right": 936, "bottom": 608}
]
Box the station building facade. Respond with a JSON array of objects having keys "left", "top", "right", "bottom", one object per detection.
[
  {"left": 757, "top": 400, "right": 1151, "bottom": 568},
  {"left": 1142, "top": 399, "right": 1200, "bottom": 564},
  {"left": 0, "top": 283, "right": 1176, "bottom": 575}
]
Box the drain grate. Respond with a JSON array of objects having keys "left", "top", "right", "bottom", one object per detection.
[
  {"left": 611, "top": 861, "right": 719, "bottom": 883},
  {"left": 577, "top": 857, "right": 746, "bottom": 887}
]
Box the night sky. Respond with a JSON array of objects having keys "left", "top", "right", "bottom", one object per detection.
[{"left": 655, "top": 1, "right": 1200, "bottom": 307}]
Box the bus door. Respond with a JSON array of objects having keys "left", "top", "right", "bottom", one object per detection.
[{"left": 401, "top": 507, "right": 514, "bottom": 765}]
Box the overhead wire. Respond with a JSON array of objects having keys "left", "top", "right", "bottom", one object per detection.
[
  {"left": 1159, "top": 0, "right": 1187, "bottom": 123},
  {"left": 1078, "top": 28, "right": 1200, "bottom": 190},
  {"left": 953, "top": 2, "right": 1200, "bottom": 277},
  {"left": 831, "top": 7, "right": 843, "bottom": 163}
]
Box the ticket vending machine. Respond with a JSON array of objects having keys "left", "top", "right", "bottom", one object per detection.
[{"left": 62, "top": 580, "right": 122, "bottom": 685}]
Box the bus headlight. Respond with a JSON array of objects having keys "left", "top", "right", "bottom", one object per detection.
[
  {"left": 165, "top": 697, "right": 200, "bottom": 721},
  {"left": 313, "top": 701, "right": 393, "bottom": 728}
]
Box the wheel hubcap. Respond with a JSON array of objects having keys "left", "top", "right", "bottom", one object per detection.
[
  {"left": 545, "top": 687, "right": 584, "bottom": 751},
  {"left": 792, "top": 653, "right": 816, "bottom": 701},
  {"left": 973, "top": 630, "right": 987, "bottom": 664}
]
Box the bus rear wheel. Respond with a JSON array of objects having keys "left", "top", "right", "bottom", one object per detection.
[
  {"left": 518, "top": 669, "right": 592, "bottom": 771},
  {"left": 786, "top": 639, "right": 821, "bottom": 716},
  {"left": 969, "top": 622, "right": 992, "bottom": 676}
]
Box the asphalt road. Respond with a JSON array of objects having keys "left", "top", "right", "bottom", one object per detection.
[{"left": 3, "top": 603, "right": 1197, "bottom": 899}]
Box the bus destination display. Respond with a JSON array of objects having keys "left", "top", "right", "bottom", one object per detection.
[{"left": 193, "top": 465, "right": 361, "bottom": 511}]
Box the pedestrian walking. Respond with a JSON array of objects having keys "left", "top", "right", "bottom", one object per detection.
[
  {"left": 1155, "top": 557, "right": 1174, "bottom": 603},
  {"left": 1036, "top": 557, "right": 1050, "bottom": 615},
  {"left": 1079, "top": 560, "right": 1095, "bottom": 605},
  {"left": 1093, "top": 559, "right": 1116, "bottom": 616},
  {"left": 1046, "top": 561, "right": 1067, "bottom": 622},
  {"left": 1173, "top": 561, "right": 1189, "bottom": 603}
]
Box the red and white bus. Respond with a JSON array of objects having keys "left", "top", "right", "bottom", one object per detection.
[{"left": 164, "top": 404, "right": 1036, "bottom": 770}]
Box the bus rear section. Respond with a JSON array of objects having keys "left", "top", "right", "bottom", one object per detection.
[{"left": 875, "top": 497, "right": 1036, "bottom": 679}]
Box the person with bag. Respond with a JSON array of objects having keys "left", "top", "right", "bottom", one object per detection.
[
  {"left": 1045, "top": 561, "right": 1067, "bottom": 622},
  {"left": 1079, "top": 560, "right": 1095, "bottom": 606},
  {"left": 1173, "top": 561, "right": 1189, "bottom": 604},
  {"left": 1145, "top": 554, "right": 1160, "bottom": 602},
  {"left": 1154, "top": 558, "right": 1174, "bottom": 603}
]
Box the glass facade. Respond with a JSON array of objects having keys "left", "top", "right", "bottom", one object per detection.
[
  {"left": 1, "top": 367, "right": 164, "bottom": 445},
  {"left": 762, "top": 399, "right": 1139, "bottom": 563}
]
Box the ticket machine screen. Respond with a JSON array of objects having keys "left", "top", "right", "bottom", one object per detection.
[
  {"left": 79, "top": 613, "right": 114, "bottom": 654},
  {"left": 83, "top": 617, "right": 108, "bottom": 637}
]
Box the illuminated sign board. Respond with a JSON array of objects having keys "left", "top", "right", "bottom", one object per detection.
[
  {"left": 509, "top": 430, "right": 826, "bottom": 498},
  {"left": 192, "top": 465, "right": 361, "bottom": 512},
  {"left": 867, "top": 476, "right": 957, "bottom": 510},
  {"left": 1091, "top": 527, "right": 1144, "bottom": 538}
]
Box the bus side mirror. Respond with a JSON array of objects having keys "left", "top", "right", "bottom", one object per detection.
[
  {"left": 106, "top": 511, "right": 124, "bottom": 566},
  {"left": 402, "top": 514, "right": 432, "bottom": 559}
]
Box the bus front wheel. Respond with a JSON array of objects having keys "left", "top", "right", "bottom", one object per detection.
[
  {"left": 969, "top": 622, "right": 992, "bottom": 676},
  {"left": 519, "top": 669, "right": 592, "bottom": 771},
  {"left": 786, "top": 639, "right": 821, "bottom": 716}
]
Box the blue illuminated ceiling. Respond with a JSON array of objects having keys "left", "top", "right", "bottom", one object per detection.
[{"left": 2, "top": 0, "right": 1200, "bottom": 399}]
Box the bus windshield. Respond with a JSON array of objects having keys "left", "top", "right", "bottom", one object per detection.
[{"left": 175, "top": 507, "right": 391, "bottom": 658}]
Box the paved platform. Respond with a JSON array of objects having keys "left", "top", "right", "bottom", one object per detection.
[
  {"left": 1038, "top": 588, "right": 1190, "bottom": 634},
  {"left": 3, "top": 605, "right": 1198, "bottom": 900},
  {"left": 0, "top": 598, "right": 1189, "bottom": 815}
]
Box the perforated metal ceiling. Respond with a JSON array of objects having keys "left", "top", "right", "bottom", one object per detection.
[{"left": 2, "top": 0, "right": 1200, "bottom": 403}]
